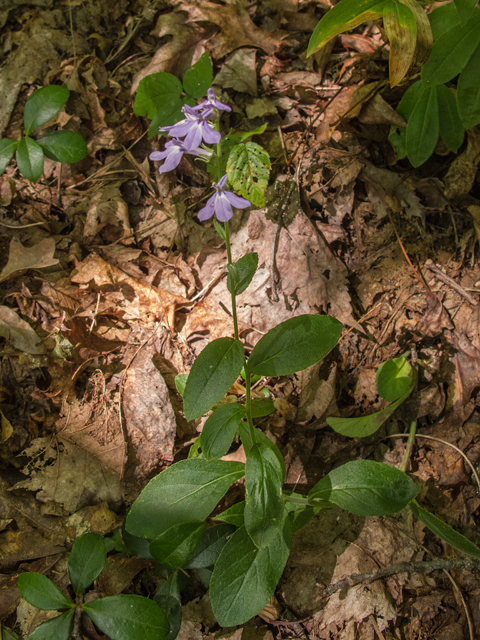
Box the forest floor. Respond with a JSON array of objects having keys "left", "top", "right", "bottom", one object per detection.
[{"left": 1, "top": 0, "right": 480, "bottom": 639}]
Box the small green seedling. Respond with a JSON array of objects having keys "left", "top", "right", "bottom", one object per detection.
[
  {"left": 0, "top": 85, "right": 87, "bottom": 183},
  {"left": 18, "top": 532, "right": 168, "bottom": 640}
]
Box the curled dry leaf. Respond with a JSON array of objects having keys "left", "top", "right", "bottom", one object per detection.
[{"left": 0, "top": 238, "right": 59, "bottom": 283}]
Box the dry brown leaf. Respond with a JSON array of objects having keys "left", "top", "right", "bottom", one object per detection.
[
  {"left": 358, "top": 91, "right": 407, "bottom": 126},
  {"left": 0, "top": 238, "right": 59, "bottom": 283},
  {"left": 84, "top": 182, "right": 132, "bottom": 243},
  {"left": 415, "top": 293, "right": 454, "bottom": 337},
  {"left": 0, "top": 306, "right": 45, "bottom": 355},
  {"left": 444, "top": 128, "right": 480, "bottom": 199}
]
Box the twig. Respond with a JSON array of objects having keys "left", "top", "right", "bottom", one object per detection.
[
  {"left": 425, "top": 259, "right": 478, "bottom": 305},
  {"left": 317, "top": 556, "right": 480, "bottom": 600}
]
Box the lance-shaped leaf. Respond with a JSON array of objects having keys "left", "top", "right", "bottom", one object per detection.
[
  {"left": 308, "top": 460, "right": 419, "bottom": 516},
  {"left": 457, "top": 42, "right": 480, "bottom": 129},
  {"left": 125, "top": 459, "right": 245, "bottom": 539},
  {"left": 238, "top": 425, "right": 285, "bottom": 480},
  {"left": 307, "top": 0, "right": 388, "bottom": 56},
  {"left": 37, "top": 130, "right": 87, "bottom": 164},
  {"left": 201, "top": 403, "right": 245, "bottom": 460},
  {"left": 246, "top": 314, "right": 342, "bottom": 377},
  {"left": 150, "top": 522, "right": 205, "bottom": 569},
  {"left": 17, "top": 573, "right": 72, "bottom": 610},
  {"left": 410, "top": 501, "right": 480, "bottom": 559},
  {"left": 226, "top": 142, "right": 270, "bottom": 207},
  {"left": 16, "top": 137, "right": 44, "bottom": 182},
  {"left": 183, "top": 337, "right": 244, "bottom": 420},
  {"left": 454, "top": 0, "right": 477, "bottom": 24},
  {"left": 154, "top": 574, "right": 182, "bottom": 640},
  {"left": 183, "top": 52, "right": 213, "bottom": 99},
  {"left": 0, "top": 139, "right": 19, "bottom": 175},
  {"left": 376, "top": 354, "right": 413, "bottom": 402},
  {"left": 428, "top": 3, "right": 461, "bottom": 40},
  {"left": 406, "top": 85, "right": 439, "bottom": 167},
  {"left": 210, "top": 524, "right": 291, "bottom": 627},
  {"left": 398, "top": 0, "right": 432, "bottom": 69},
  {"left": 185, "top": 523, "right": 236, "bottom": 569},
  {"left": 84, "top": 595, "right": 169, "bottom": 640},
  {"left": 383, "top": 0, "right": 417, "bottom": 87},
  {"left": 245, "top": 443, "right": 287, "bottom": 548},
  {"left": 68, "top": 533, "right": 106, "bottom": 594},
  {"left": 27, "top": 610, "right": 74, "bottom": 640},
  {"left": 214, "top": 501, "right": 246, "bottom": 527},
  {"left": 24, "top": 85, "right": 69, "bottom": 135},
  {"left": 436, "top": 83, "right": 465, "bottom": 153},
  {"left": 227, "top": 252, "right": 258, "bottom": 296}
]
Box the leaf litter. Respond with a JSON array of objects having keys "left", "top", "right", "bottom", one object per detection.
[{"left": 1, "top": 0, "right": 480, "bottom": 638}]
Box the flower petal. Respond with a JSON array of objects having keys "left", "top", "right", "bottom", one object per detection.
[
  {"left": 149, "top": 150, "right": 168, "bottom": 161},
  {"left": 201, "top": 123, "right": 221, "bottom": 144},
  {"left": 214, "top": 193, "right": 234, "bottom": 222},
  {"left": 217, "top": 174, "right": 228, "bottom": 189},
  {"left": 159, "top": 148, "right": 183, "bottom": 173},
  {"left": 224, "top": 190, "right": 251, "bottom": 209},
  {"left": 183, "top": 124, "right": 203, "bottom": 150},
  {"left": 197, "top": 193, "right": 217, "bottom": 221}
]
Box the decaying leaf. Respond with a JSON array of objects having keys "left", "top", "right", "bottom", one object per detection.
[
  {"left": 444, "top": 129, "right": 480, "bottom": 199},
  {"left": 0, "top": 238, "right": 59, "bottom": 283},
  {"left": 0, "top": 306, "right": 45, "bottom": 354}
]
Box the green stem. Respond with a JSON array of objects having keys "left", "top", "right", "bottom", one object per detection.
[{"left": 400, "top": 420, "right": 417, "bottom": 472}]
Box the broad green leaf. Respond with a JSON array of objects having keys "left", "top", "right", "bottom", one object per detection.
[
  {"left": 454, "top": 0, "right": 477, "bottom": 24},
  {"left": 125, "top": 459, "right": 245, "bottom": 539},
  {"left": 428, "top": 3, "right": 461, "bottom": 40},
  {"left": 150, "top": 522, "right": 205, "bottom": 569},
  {"left": 410, "top": 501, "right": 480, "bottom": 559},
  {"left": 174, "top": 373, "right": 188, "bottom": 397},
  {"left": 214, "top": 501, "right": 246, "bottom": 527},
  {"left": 406, "top": 85, "right": 439, "bottom": 167},
  {"left": 16, "top": 137, "right": 44, "bottom": 182},
  {"left": 183, "top": 337, "right": 244, "bottom": 420},
  {"left": 457, "top": 42, "right": 480, "bottom": 129},
  {"left": 308, "top": 460, "right": 419, "bottom": 516},
  {"left": 227, "top": 252, "right": 258, "bottom": 296},
  {"left": 245, "top": 443, "right": 287, "bottom": 547},
  {"left": 148, "top": 96, "right": 185, "bottom": 139},
  {"left": 154, "top": 574, "right": 182, "bottom": 640},
  {"left": 238, "top": 425, "right": 286, "bottom": 480},
  {"left": 376, "top": 354, "right": 412, "bottom": 402},
  {"left": 247, "top": 314, "right": 342, "bottom": 377},
  {"left": 307, "top": 0, "right": 388, "bottom": 56},
  {"left": 84, "top": 595, "right": 168, "bottom": 640},
  {"left": 211, "top": 125, "right": 267, "bottom": 177},
  {"left": 17, "top": 573, "right": 72, "bottom": 610},
  {"left": 122, "top": 521, "right": 154, "bottom": 560},
  {"left": 68, "top": 533, "right": 106, "bottom": 594},
  {"left": 383, "top": 0, "right": 417, "bottom": 88},
  {"left": 226, "top": 142, "right": 270, "bottom": 207},
  {"left": 210, "top": 523, "right": 291, "bottom": 626},
  {"left": 0, "top": 139, "right": 19, "bottom": 175},
  {"left": 250, "top": 398, "right": 275, "bottom": 418},
  {"left": 182, "top": 52, "right": 213, "bottom": 99},
  {"left": 421, "top": 9, "right": 480, "bottom": 86},
  {"left": 134, "top": 72, "right": 183, "bottom": 119},
  {"left": 396, "top": 80, "right": 423, "bottom": 120},
  {"left": 185, "top": 523, "right": 236, "bottom": 569},
  {"left": 24, "top": 85, "right": 69, "bottom": 135},
  {"left": 436, "top": 84, "right": 465, "bottom": 152},
  {"left": 36, "top": 130, "right": 87, "bottom": 163},
  {"left": 27, "top": 610, "right": 74, "bottom": 640},
  {"left": 201, "top": 403, "right": 245, "bottom": 460}
]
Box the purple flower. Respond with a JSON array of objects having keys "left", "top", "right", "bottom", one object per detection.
[
  {"left": 161, "top": 105, "right": 221, "bottom": 150},
  {"left": 150, "top": 139, "right": 211, "bottom": 174},
  {"left": 198, "top": 174, "right": 251, "bottom": 222},
  {"left": 191, "top": 88, "right": 231, "bottom": 113}
]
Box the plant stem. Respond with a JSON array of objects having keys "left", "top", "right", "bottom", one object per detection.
[{"left": 400, "top": 420, "right": 417, "bottom": 472}]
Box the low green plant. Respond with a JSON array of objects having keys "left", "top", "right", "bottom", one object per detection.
[
  {"left": 0, "top": 85, "right": 87, "bottom": 182},
  {"left": 17, "top": 532, "right": 168, "bottom": 640},
  {"left": 307, "top": 0, "right": 480, "bottom": 167}
]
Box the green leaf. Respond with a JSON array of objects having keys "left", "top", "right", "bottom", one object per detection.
[
  {"left": 24, "top": 85, "right": 69, "bottom": 135},
  {"left": 210, "top": 523, "right": 291, "bottom": 626},
  {"left": 227, "top": 253, "right": 258, "bottom": 296},
  {"left": 122, "top": 520, "right": 154, "bottom": 560},
  {"left": 214, "top": 501, "right": 246, "bottom": 527},
  {"left": 154, "top": 574, "right": 182, "bottom": 640},
  {"left": 327, "top": 394, "right": 406, "bottom": 437},
  {"left": 27, "top": 610, "right": 74, "bottom": 640},
  {"left": 245, "top": 443, "right": 287, "bottom": 548},
  {"left": 3, "top": 628, "right": 21, "bottom": 640},
  {"left": 84, "top": 595, "right": 169, "bottom": 640},
  {"left": 185, "top": 523, "right": 236, "bottom": 569},
  {"left": 376, "top": 354, "right": 413, "bottom": 402},
  {"left": 428, "top": 3, "right": 461, "bottom": 40},
  {"left": 226, "top": 142, "right": 270, "bottom": 207},
  {"left": 307, "top": 0, "right": 388, "bottom": 56},
  {"left": 410, "top": 501, "right": 480, "bottom": 559},
  {"left": 16, "top": 137, "right": 44, "bottom": 182},
  {"left": 421, "top": 9, "right": 480, "bottom": 86},
  {"left": 238, "top": 425, "right": 286, "bottom": 480},
  {"left": 174, "top": 373, "right": 188, "bottom": 397},
  {"left": 0, "top": 139, "right": 19, "bottom": 175},
  {"left": 457, "top": 42, "right": 480, "bottom": 129},
  {"left": 250, "top": 398, "right": 275, "bottom": 418},
  {"left": 246, "top": 314, "right": 342, "bottom": 377},
  {"left": 406, "top": 85, "right": 439, "bottom": 167},
  {"left": 454, "top": 0, "right": 477, "bottom": 24},
  {"left": 308, "top": 460, "right": 419, "bottom": 516},
  {"left": 201, "top": 403, "right": 245, "bottom": 460},
  {"left": 17, "top": 573, "right": 72, "bottom": 610},
  {"left": 148, "top": 96, "right": 185, "bottom": 139},
  {"left": 213, "top": 218, "right": 227, "bottom": 240},
  {"left": 183, "top": 338, "right": 244, "bottom": 420},
  {"left": 134, "top": 72, "right": 183, "bottom": 119},
  {"left": 396, "top": 80, "right": 423, "bottom": 121},
  {"left": 436, "top": 83, "right": 465, "bottom": 152},
  {"left": 125, "top": 459, "right": 245, "bottom": 539},
  {"left": 382, "top": 0, "right": 417, "bottom": 88},
  {"left": 182, "top": 52, "right": 213, "bottom": 99},
  {"left": 36, "top": 130, "right": 87, "bottom": 163},
  {"left": 68, "top": 532, "right": 106, "bottom": 594},
  {"left": 150, "top": 522, "right": 205, "bottom": 569}
]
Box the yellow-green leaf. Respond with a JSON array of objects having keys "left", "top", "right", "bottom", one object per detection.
[{"left": 383, "top": 0, "right": 417, "bottom": 87}]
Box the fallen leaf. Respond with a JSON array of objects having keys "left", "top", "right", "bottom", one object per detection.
[
  {"left": 444, "top": 128, "right": 480, "bottom": 199},
  {"left": 0, "top": 238, "right": 59, "bottom": 283},
  {"left": 214, "top": 49, "right": 258, "bottom": 96},
  {"left": 0, "top": 306, "right": 45, "bottom": 354}
]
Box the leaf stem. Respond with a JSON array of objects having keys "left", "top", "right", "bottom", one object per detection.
[{"left": 400, "top": 420, "right": 417, "bottom": 472}]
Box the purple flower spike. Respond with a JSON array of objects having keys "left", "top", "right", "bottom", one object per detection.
[
  {"left": 191, "top": 88, "right": 232, "bottom": 113},
  {"left": 150, "top": 139, "right": 211, "bottom": 174},
  {"left": 161, "top": 105, "right": 221, "bottom": 150},
  {"left": 198, "top": 174, "right": 251, "bottom": 223}
]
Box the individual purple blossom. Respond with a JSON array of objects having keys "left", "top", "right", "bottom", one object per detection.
[
  {"left": 191, "top": 88, "right": 232, "bottom": 113},
  {"left": 160, "top": 105, "right": 221, "bottom": 150},
  {"left": 150, "top": 139, "right": 211, "bottom": 174},
  {"left": 198, "top": 174, "right": 251, "bottom": 223}
]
